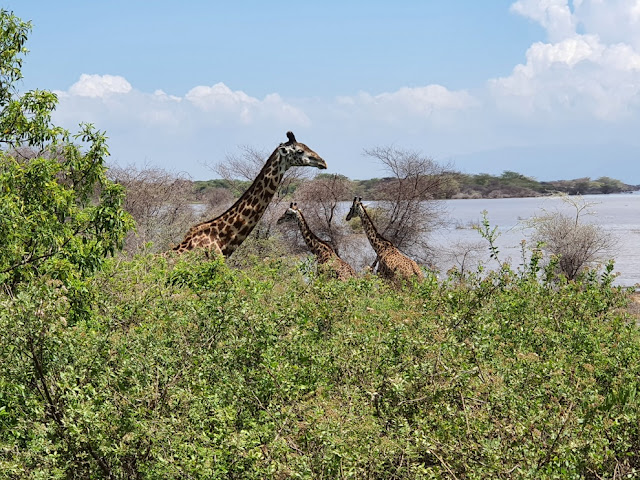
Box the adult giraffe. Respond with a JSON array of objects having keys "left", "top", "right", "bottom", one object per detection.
[
  {"left": 173, "top": 132, "right": 326, "bottom": 257},
  {"left": 345, "top": 197, "right": 423, "bottom": 283}
]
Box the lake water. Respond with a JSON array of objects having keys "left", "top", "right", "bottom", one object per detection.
[{"left": 430, "top": 192, "right": 640, "bottom": 287}]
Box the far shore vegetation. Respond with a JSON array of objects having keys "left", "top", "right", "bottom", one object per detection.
[{"left": 193, "top": 170, "right": 640, "bottom": 203}]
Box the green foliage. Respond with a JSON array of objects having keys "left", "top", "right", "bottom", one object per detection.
[
  {"left": 1, "top": 248, "right": 638, "bottom": 478},
  {"left": 451, "top": 171, "right": 636, "bottom": 198},
  {"left": 1, "top": 10, "right": 30, "bottom": 105},
  {"left": 175, "top": 170, "right": 636, "bottom": 205},
  {"left": 0, "top": 10, "right": 133, "bottom": 308},
  {"left": 192, "top": 178, "right": 251, "bottom": 198}
]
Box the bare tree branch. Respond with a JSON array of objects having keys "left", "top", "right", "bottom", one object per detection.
[{"left": 362, "top": 146, "right": 451, "bottom": 264}]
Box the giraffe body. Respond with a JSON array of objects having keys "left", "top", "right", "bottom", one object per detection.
[
  {"left": 278, "top": 203, "right": 356, "bottom": 280},
  {"left": 346, "top": 197, "right": 423, "bottom": 283},
  {"left": 173, "top": 132, "right": 326, "bottom": 257}
]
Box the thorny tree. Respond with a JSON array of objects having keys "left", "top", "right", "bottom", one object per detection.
[
  {"left": 109, "top": 165, "right": 218, "bottom": 253},
  {"left": 362, "top": 146, "right": 450, "bottom": 266},
  {"left": 526, "top": 195, "right": 616, "bottom": 280},
  {"left": 287, "top": 173, "right": 354, "bottom": 257}
]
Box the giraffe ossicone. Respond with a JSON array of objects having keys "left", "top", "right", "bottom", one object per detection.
[
  {"left": 172, "top": 132, "right": 327, "bottom": 257},
  {"left": 277, "top": 202, "right": 356, "bottom": 280},
  {"left": 346, "top": 196, "right": 423, "bottom": 283}
]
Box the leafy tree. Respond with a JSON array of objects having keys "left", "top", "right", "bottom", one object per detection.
[
  {"left": 0, "top": 10, "right": 134, "bottom": 478},
  {"left": 594, "top": 176, "right": 626, "bottom": 194},
  {"left": 499, "top": 170, "right": 541, "bottom": 190},
  {"left": 0, "top": 10, "right": 132, "bottom": 302}
]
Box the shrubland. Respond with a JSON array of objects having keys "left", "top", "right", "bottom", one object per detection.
[{"left": 1, "top": 247, "right": 639, "bottom": 478}]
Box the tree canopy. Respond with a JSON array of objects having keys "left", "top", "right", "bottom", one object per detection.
[{"left": 0, "top": 10, "right": 132, "bottom": 308}]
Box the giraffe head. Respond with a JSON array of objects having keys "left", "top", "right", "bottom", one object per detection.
[
  {"left": 345, "top": 196, "right": 363, "bottom": 221},
  {"left": 277, "top": 202, "right": 300, "bottom": 225},
  {"left": 277, "top": 131, "right": 327, "bottom": 170}
]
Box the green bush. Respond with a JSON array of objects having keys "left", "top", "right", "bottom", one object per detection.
[
  {"left": 0, "top": 10, "right": 133, "bottom": 315},
  {"left": 2, "top": 249, "right": 638, "bottom": 478}
]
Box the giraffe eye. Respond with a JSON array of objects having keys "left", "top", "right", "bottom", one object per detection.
[{"left": 296, "top": 149, "right": 303, "bottom": 155}]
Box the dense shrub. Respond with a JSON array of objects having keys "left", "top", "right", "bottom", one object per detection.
[{"left": 1, "top": 249, "right": 638, "bottom": 478}]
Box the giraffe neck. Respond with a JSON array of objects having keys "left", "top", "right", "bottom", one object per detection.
[
  {"left": 357, "top": 204, "right": 394, "bottom": 256},
  {"left": 212, "top": 149, "right": 287, "bottom": 256},
  {"left": 294, "top": 210, "right": 335, "bottom": 262}
]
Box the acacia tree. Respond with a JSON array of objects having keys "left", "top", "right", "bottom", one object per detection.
[
  {"left": 362, "top": 146, "right": 449, "bottom": 265},
  {"left": 288, "top": 173, "right": 354, "bottom": 255},
  {"left": 109, "top": 165, "right": 212, "bottom": 253},
  {"left": 527, "top": 195, "right": 616, "bottom": 280}
]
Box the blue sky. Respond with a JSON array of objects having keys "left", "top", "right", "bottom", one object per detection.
[{"left": 4, "top": 1, "right": 640, "bottom": 183}]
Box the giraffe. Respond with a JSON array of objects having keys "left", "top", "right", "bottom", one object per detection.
[
  {"left": 277, "top": 202, "right": 356, "bottom": 280},
  {"left": 173, "top": 132, "right": 327, "bottom": 257},
  {"left": 345, "top": 197, "right": 423, "bottom": 283}
]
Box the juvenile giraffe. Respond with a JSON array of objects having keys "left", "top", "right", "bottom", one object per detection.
[
  {"left": 345, "top": 197, "right": 423, "bottom": 283},
  {"left": 277, "top": 203, "right": 356, "bottom": 280},
  {"left": 173, "top": 132, "right": 326, "bottom": 257}
]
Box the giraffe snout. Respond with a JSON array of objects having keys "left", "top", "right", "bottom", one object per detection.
[{"left": 315, "top": 157, "right": 327, "bottom": 169}]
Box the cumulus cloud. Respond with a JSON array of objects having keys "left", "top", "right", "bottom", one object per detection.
[
  {"left": 55, "top": 76, "right": 310, "bottom": 129},
  {"left": 491, "top": 0, "right": 640, "bottom": 119},
  {"left": 185, "top": 82, "right": 310, "bottom": 125},
  {"left": 335, "top": 84, "right": 477, "bottom": 127},
  {"left": 573, "top": 0, "right": 640, "bottom": 49},
  {"left": 66, "top": 74, "right": 132, "bottom": 98},
  {"left": 510, "top": 0, "right": 576, "bottom": 41}
]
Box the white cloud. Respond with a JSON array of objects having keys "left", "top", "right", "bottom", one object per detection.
[
  {"left": 510, "top": 0, "right": 576, "bottom": 41},
  {"left": 153, "top": 89, "right": 181, "bottom": 102},
  {"left": 491, "top": 0, "right": 640, "bottom": 119},
  {"left": 66, "top": 74, "right": 132, "bottom": 98},
  {"left": 362, "top": 85, "right": 476, "bottom": 112},
  {"left": 335, "top": 85, "right": 477, "bottom": 128},
  {"left": 184, "top": 82, "right": 310, "bottom": 126},
  {"left": 186, "top": 83, "right": 257, "bottom": 111},
  {"left": 56, "top": 77, "right": 310, "bottom": 129},
  {"left": 573, "top": 0, "right": 640, "bottom": 49}
]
